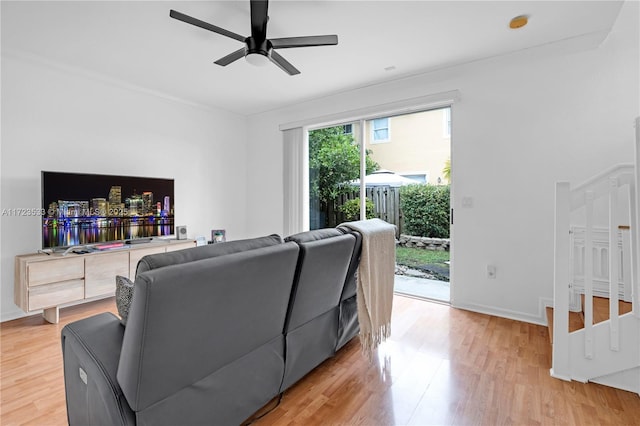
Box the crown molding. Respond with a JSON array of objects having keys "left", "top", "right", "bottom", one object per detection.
[{"left": 1, "top": 48, "right": 236, "bottom": 116}]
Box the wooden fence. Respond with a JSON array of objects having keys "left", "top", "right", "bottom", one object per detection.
[{"left": 321, "top": 186, "right": 402, "bottom": 236}]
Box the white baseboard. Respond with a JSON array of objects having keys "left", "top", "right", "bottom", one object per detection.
[
  {"left": 549, "top": 368, "right": 572, "bottom": 381},
  {"left": 451, "top": 300, "right": 547, "bottom": 326},
  {"left": 539, "top": 297, "right": 554, "bottom": 326},
  {"left": 1, "top": 307, "right": 29, "bottom": 323},
  {"left": 591, "top": 367, "right": 640, "bottom": 394}
]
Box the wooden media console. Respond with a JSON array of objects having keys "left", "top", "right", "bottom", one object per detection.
[{"left": 14, "top": 239, "right": 195, "bottom": 323}]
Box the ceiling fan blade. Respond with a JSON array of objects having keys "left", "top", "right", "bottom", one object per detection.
[
  {"left": 250, "top": 0, "right": 269, "bottom": 41},
  {"left": 269, "top": 50, "right": 300, "bottom": 75},
  {"left": 170, "top": 10, "right": 246, "bottom": 43},
  {"left": 271, "top": 35, "right": 338, "bottom": 49},
  {"left": 214, "top": 48, "right": 246, "bottom": 66}
]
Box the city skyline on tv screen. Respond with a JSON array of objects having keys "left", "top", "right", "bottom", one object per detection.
[
  {"left": 42, "top": 172, "right": 174, "bottom": 212},
  {"left": 41, "top": 171, "right": 175, "bottom": 249}
]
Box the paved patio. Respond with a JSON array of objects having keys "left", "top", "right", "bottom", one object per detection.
[{"left": 394, "top": 274, "right": 450, "bottom": 302}]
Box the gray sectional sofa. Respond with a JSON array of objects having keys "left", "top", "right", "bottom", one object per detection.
[{"left": 61, "top": 228, "right": 362, "bottom": 426}]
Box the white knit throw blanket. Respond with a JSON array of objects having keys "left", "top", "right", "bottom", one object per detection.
[{"left": 340, "top": 218, "right": 396, "bottom": 359}]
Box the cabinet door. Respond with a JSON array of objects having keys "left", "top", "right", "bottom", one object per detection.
[
  {"left": 165, "top": 241, "right": 196, "bottom": 252},
  {"left": 85, "top": 251, "right": 129, "bottom": 298},
  {"left": 129, "top": 246, "right": 166, "bottom": 278}
]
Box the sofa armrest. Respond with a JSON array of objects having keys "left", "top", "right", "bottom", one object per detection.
[{"left": 61, "top": 312, "right": 135, "bottom": 426}]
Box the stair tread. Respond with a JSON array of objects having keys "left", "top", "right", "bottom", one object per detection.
[
  {"left": 583, "top": 295, "right": 633, "bottom": 325},
  {"left": 570, "top": 311, "right": 584, "bottom": 332}
]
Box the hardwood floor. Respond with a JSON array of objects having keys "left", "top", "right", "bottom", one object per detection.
[
  {"left": 2, "top": 296, "right": 639, "bottom": 425},
  {"left": 1, "top": 298, "right": 119, "bottom": 426}
]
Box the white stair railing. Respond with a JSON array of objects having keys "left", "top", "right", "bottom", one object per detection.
[
  {"left": 551, "top": 117, "right": 640, "bottom": 390},
  {"left": 570, "top": 226, "right": 632, "bottom": 302}
]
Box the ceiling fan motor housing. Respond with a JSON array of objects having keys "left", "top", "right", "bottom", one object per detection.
[{"left": 246, "top": 37, "right": 272, "bottom": 57}]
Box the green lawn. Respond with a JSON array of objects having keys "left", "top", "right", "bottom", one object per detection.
[
  {"left": 395, "top": 246, "right": 450, "bottom": 281},
  {"left": 396, "top": 246, "right": 450, "bottom": 268}
]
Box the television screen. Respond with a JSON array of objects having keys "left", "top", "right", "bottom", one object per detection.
[{"left": 41, "top": 171, "right": 175, "bottom": 249}]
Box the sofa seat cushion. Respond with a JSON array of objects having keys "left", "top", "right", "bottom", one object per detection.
[
  {"left": 135, "top": 234, "right": 282, "bottom": 276},
  {"left": 61, "top": 313, "right": 134, "bottom": 426}
]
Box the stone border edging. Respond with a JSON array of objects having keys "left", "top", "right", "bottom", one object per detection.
[{"left": 397, "top": 234, "right": 450, "bottom": 251}]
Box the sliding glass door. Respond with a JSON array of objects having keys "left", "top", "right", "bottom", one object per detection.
[{"left": 307, "top": 107, "right": 452, "bottom": 303}]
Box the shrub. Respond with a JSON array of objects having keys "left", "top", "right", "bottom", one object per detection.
[
  {"left": 309, "top": 126, "right": 379, "bottom": 204},
  {"left": 400, "top": 184, "right": 450, "bottom": 238},
  {"left": 339, "top": 198, "right": 375, "bottom": 221}
]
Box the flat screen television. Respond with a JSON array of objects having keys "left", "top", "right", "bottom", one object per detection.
[{"left": 41, "top": 171, "right": 175, "bottom": 250}]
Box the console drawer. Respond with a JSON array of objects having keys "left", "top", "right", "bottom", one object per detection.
[
  {"left": 28, "top": 257, "right": 84, "bottom": 287},
  {"left": 29, "top": 279, "right": 84, "bottom": 311}
]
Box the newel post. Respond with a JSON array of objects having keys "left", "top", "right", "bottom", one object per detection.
[{"left": 551, "top": 181, "right": 572, "bottom": 380}]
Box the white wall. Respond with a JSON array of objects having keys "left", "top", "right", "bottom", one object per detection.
[
  {"left": 246, "top": 2, "right": 639, "bottom": 324},
  {"left": 0, "top": 54, "right": 249, "bottom": 321}
]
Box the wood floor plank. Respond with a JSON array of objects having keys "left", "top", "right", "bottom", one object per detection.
[
  {"left": 2, "top": 295, "right": 639, "bottom": 425},
  {"left": 0, "top": 298, "right": 118, "bottom": 426}
]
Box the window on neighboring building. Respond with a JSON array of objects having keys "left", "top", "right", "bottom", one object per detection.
[
  {"left": 343, "top": 124, "right": 353, "bottom": 135},
  {"left": 401, "top": 173, "right": 428, "bottom": 184},
  {"left": 371, "top": 118, "right": 390, "bottom": 143}
]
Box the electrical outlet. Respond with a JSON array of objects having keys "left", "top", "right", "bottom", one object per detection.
[{"left": 487, "top": 265, "right": 496, "bottom": 279}]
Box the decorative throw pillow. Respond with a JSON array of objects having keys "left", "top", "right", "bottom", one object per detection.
[{"left": 115, "top": 275, "right": 134, "bottom": 326}]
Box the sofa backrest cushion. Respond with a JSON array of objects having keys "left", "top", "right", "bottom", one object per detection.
[
  {"left": 336, "top": 227, "right": 363, "bottom": 301},
  {"left": 285, "top": 228, "right": 343, "bottom": 243},
  {"left": 135, "top": 234, "right": 282, "bottom": 276},
  {"left": 284, "top": 232, "right": 356, "bottom": 331},
  {"left": 117, "top": 242, "right": 299, "bottom": 412}
]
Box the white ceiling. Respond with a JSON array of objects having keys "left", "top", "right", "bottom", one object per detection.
[{"left": 1, "top": 1, "right": 624, "bottom": 115}]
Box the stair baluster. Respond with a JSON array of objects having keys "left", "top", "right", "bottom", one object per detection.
[
  {"left": 609, "top": 177, "right": 620, "bottom": 351},
  {"left": 584, "top": 190, "right": 595, "bottom": 360}
]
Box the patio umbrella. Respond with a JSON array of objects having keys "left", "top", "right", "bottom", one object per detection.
[{"left": 349, "top": 170, "right": 421, "bottom": 187}]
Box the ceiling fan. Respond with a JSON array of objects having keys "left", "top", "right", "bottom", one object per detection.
[{"left": 169, "top": 0, "right": 338, "bottom": 75}]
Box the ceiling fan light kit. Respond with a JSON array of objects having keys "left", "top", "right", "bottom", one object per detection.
[
  {"left": 170, "top": 0, "right": 338, "bottom": 75},
  {"left": 245, "top": 52, "right": 270, "bottom": 67}
]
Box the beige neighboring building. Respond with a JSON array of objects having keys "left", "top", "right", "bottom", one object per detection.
[{"left": 361, "top": 108, "right": 451, "bottom": 185}]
